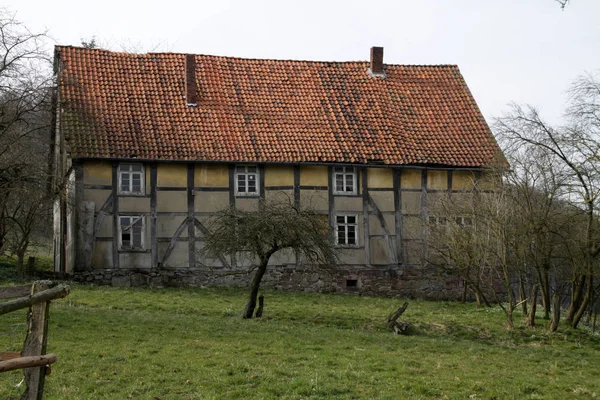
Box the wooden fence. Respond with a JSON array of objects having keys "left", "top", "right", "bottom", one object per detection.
[{"left": 0, "top": 281, "right": 70, "bottom": 400}]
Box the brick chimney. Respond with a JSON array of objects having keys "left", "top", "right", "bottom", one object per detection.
[
  {"left": 185, "top": 54, "right": 198, "bottom": 106},
  {"left": 369, "top": 46, "right": 385, "bottom": 77}
]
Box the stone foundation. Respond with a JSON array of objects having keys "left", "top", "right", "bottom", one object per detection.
[{"left": 72, "top": 264, "right": 466, "bottom": 300}]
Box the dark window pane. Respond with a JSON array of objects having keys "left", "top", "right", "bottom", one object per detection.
[
  {"left": 335, "top": 175, "right": 344, "bottom": 191},
  {"left": 248, "top": 174, "right": 255, "bottom": 182},
  {"left": 122, "top": 233, "right": 131, "bottom": 246},
  {"left": 345, "top": 174, "right": 353, "bottom": 191},
  {"left": 334, "top": 167, "right": 344, "bottom": 173},
  {"left": 337, "top": 230, "right": 346, "bottom": 245},
  {"left": 347, "top": 226, "right": 355, "bottom": 234},
  {"left": 247, "top": 166, "right": 257, "bottom": 173},
  {"left": 456, "top": 217, "right": 463, "bottom": 225},
  {"left": 236, "top": 166, "right": 245, "bottom": 172},
  {"left": 336, "top": 216, "right": 345, "bottom": 224},
  {"left": 119, "top": 164, "right": 129, "bottom": 171},
  {"left": 131, "top": 164, "right": 143, "bottom": 172},
  {"left": 238, "top": 176, "right": 246, "bottom": 192},
  {"left": 347, "top": 216, "right": 356, "bottom": 224},
  {"left": 133, "top": 229, "right": 142, "bottom": 248}
]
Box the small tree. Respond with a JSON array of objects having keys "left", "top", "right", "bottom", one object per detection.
[{"left": 201, "top": 200, "right": 338, "bottom": 319}]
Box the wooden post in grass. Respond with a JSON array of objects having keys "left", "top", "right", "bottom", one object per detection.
[{"left": 22, "top": 281, "right": 51, "bottom": 400}]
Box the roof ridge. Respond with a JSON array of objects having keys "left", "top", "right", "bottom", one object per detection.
[{"left": 55, "top": 45, "right": 458, "bottom": 68}]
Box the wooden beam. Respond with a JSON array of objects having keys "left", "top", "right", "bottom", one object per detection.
[
  {"left": 150, "top": 164, "right": 158, "bottom": 269},
  {"left": 393, "top": 169, "right": 403, "bottom": 265},
  {"left": 0, "top": 354, "right": 56, "bottom": 374},
  {"left": 362, "top": 168, "right": 370, "bottom": 266},
  {"left": 0, "top": 284, "right": 70, "bottom": 316},
  {"left": 0, "top": 285, "right": 31, "bottom": 300},
  {"left": 22, "top": 281, "right": 52, "bottom": 400},
  {"left": 187, "top": 164, "right": 196, "bottom": 268},
  {"left": 112, "top": 163, "right": 120, "bottom": 269}
]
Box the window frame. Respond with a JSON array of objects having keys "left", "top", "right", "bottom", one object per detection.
[
  {"left": 332, "top": 166, "right": 358, "bottom": 195},
  {"left": 118, "top": 163, "right": 145, "bottom": 196},
  {"left": 335, "top": 214, "right": 359, "bottom": 247},
  {"left": 234, "top": 165, "right": 260, "bottom": 197},
  {"left": 118, "top": 215, "right": 145, "bottom": 251}
]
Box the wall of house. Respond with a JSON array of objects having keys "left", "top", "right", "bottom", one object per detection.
[{"left": 71, "top": 160, "right": 482, "bottom": 299}]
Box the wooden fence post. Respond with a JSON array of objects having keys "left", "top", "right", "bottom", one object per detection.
[{"left": 21, "top": 281, "right": 51, "bottom": 400}]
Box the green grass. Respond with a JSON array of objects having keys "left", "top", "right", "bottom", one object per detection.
[{"left": 1, "top": 284, "right": 599, "bottom": 399}]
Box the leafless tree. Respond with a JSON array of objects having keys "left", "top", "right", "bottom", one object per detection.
[
  {"left": 0, "top": 9, "right": 53, "bottom": 271},
  {"left": 200, "top": 200, "right": 338, "bottom": 319},
  {"left": 496, "top": 72, "right": 600, "bottom": 329}
]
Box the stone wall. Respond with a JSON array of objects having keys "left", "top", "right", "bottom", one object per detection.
[{"left": 72, "top": 264, "right": 466, "bottom": 300}]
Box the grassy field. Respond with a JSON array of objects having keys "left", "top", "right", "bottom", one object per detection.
[{"left": 1, "top": 283, "right": 600, "bottom": 399}]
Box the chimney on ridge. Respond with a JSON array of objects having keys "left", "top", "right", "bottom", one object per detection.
[
  {"left": 185, "top": 54, "right": 198, "bottom": 106},
  {"left": 369, "top": 46, "right": 385, "bottom": 77}
]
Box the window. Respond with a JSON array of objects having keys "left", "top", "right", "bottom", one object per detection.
[
  {"left": 336, "top": 214, "right": 358, "bottom": 246},
  {"left": 119, "top": 216, "right": 144, "bottom": 250},
  {"left": 119, "top": 164, "right": 144, "bottom": 195},
  {"left": 333, "top": 166, "right": 357, "bottom": 195},
  {"left": 235, "top": 165, "right": 260, "bottom": 196}
]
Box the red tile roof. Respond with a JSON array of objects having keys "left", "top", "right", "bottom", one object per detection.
[{"left": 56, "top": 46, "right": 504, "bottom": 167}]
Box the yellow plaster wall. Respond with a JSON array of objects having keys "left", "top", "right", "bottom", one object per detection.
[
  {"left": 265, "top": 165, "right": 294, "bottom": 186},
  {"left": 427, "top": 170, "right": 448, "bottom": 190},
  {"left": 367, "top": 168, "right": 393, "bottom": 189},
  {"left": 453, "top": 171, "right": 477, "bottom": 190},
  {"left": 157, "top": 164, "right": 187, "bottom": 187},
  {"left": 401, "top": 169, "right": 422, "bottom": 189},
  {"left": 300, "top": 165, "right": 328, "bottom": 186},
  {"left": 83, "top": 161, "right": 112, "bottom": 185},
  {"left": 195, "top": 164, "right": 229, "bottom": 187}
]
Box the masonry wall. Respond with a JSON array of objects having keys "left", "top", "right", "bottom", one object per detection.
[{"left": 68, "top": 160, "right": 482, "bottom": 299}]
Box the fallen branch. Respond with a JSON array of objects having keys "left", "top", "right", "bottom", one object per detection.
[
  {"left": 0, "top": 284, "right": 70, "bottom": 316},
  {"left": 0, "top": 354, "right": 56, "bottom": 373},
  {"left": 387, "top": 302, "right": 411, "bottom": 334}
]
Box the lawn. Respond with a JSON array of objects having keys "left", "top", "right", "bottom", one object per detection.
[{"left": 1, "top": 283, "right": 599, "bottom": 399}]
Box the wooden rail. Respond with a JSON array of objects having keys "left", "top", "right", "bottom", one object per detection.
[{"left": 0, "top": 281, "right": 70, "bottom": 400}]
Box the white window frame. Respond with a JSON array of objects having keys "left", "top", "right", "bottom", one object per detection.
[
  {"left": 235, "top": 165, "right": 260, "bottom": 196},
  {"left": 333, "top": 166, "right": 357, "bottom": 195},
  {"left": 335, "top": 214, "right": 359, "bottom": 247},
  {"left": 119, "top": 215, "right": 145, "bottom": 250},
  {"left": 118, "top": 163, "right": 145, "bottom": 195}
]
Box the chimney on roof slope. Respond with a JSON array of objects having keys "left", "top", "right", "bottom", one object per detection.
[
  {"left": 185, "top": 54, "right": 198, "bottom": 106},
  {"left": 369, "top": 46, "right": 385, "bottom": 77}
]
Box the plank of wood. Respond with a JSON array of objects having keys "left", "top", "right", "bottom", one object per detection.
[
  {"left": 0, "top": 285, "right": 31, "bottom": 300},
  {"left": 0, "top": 351, "right": 21, "bottom": 361},
  {"left": 0, "top": 354, "right": 56, "bottom": 373},
  {"left": 0, "top": 284, "right": 70, "bottom": 316}
]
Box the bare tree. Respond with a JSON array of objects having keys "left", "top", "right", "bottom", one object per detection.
[
  {"left": 0, "top": 10, "right": 53, "bottom": 270},
  {"left": 201, "top": 200, "right": 338, "bottom": 319},
  {"left": 496, "top": 72, "right": 600, "bottom": 329}
]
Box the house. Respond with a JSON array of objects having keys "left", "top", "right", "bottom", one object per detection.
[{"left": 52, "top": 45, "right": 504, "bottom": 298}]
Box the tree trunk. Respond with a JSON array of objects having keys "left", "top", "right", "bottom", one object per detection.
[
  {"left": 538, "top": 267, "right": 551, "bottom": 319},
  {"left": 242, "top": 260, "right": 269, "bottom": 319},
  {"left": 16, "top": 250, "right": 26, "bottom": 278},
  {"left": 471, "top": 285, "right": 491, "bottom": 308},
  {"left": 519, "top": 271, "right": 528, "bottom": 316},
  {"left": 254, "top": 295, "right": 264, "bottom": 318},
  {"left": 566, "top": 275, "right": 585, "bottom": 324},
  {"left": 549, "top": 291, "right": 561, "bottom": 332},
  {"left": 526, "top": 283, "right": 538, "bottom": 327},
  {"left": 571, "top": 274, "right": 593, "bottom": 329}
]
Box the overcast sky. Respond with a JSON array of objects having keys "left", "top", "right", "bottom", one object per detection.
[{"left": 5, "top": 0, "right": 599, "bottom": 125}]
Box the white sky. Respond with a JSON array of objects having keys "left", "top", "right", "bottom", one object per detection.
[{"left": 5, "top": 0, "right": 599, "bottom": 125}]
